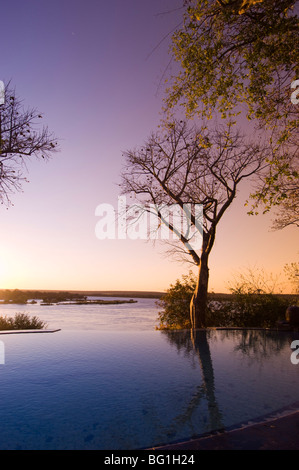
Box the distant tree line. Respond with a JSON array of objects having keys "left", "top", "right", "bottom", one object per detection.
[{"left": 0, "top": 289, "right": 86, "bottom": 304}]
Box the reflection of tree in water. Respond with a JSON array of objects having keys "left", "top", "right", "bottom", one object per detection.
[
  {"left": 161, "top": 328, "right": 298, "bottom": 439},
  {"left": 214, "top": 329, "right": 296, "bottom": 364},
  {"left": 161, "top": 329, "right": 224, "bottom": 437}
]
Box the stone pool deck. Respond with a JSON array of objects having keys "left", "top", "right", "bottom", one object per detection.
[{"left": 154, "top": 410, "right": 299, "bottom": 450}]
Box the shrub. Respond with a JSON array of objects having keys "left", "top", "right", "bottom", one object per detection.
[
  {"left": 0, "top": 313, "right": 47, "bottom": 330},
  {"left": 156, "top": 271, "right": 195, "bottom": 329},
  {"left": 206, "top": 292, "right": 289, "bottom": 328},
  {"left": 284, "top": 262, "right": 299, "bottom": 295},
  {"left": 157, "top": 268, "right": 293, "bottom": 329},
  {"left": 222, "top": 268, "right": 292, "bottom": 327},
  {"left": 232, "top": 295, "right": 289, "bottom": 328}
]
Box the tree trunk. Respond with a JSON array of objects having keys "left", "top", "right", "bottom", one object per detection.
[{"left": 190, "top": 251, "right": 209, "bottom": 329}]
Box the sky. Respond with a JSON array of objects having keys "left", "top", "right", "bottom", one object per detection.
[{"left": 0, "top": 0, "right": 297, "bottom": 293}]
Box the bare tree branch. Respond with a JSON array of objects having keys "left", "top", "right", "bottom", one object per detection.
[
  {"left": 0, "top": 83, "right": 59, "bottom": 206},
  {"left": 121, "top": 119, "right": 271, "bottom": 327}
]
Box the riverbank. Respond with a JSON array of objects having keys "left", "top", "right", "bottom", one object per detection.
[
  {"left": 69, "top": 290, "right": 165, "bottom": 299},
  {"left": 41, "top": 299, "right": 138, "bottom": 306},
  {"left": 0, "top": 289, "right": 165, "bottom": 304}
]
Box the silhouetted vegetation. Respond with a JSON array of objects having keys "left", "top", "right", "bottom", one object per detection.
[
  {"left": 0, "top": 289, "right": 139, "bottom": 306},
  {"left": 157, "top": 271, "right": 297, "bottom": 329},
  {"left": 0, "top": 312, "right": 47, "bottom": 330},
  {"left": 157, "top": 272, "right": 196, "bottom": 329},
  {"left": 0, "top": 289, "right": 86, "bottom": 305},
  {"left": 206, "top": 293, "right": 291, "bottom": 328}
]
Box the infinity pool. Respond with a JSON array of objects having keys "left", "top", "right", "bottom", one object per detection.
[{"left": 0, "top": 328, "right": 298, "bottom": 449}]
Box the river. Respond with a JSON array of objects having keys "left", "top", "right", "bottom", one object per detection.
[{"left": 0, "top": 297, "right": 161, "bottom": 331}]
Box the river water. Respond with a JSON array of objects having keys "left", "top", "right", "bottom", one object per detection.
[{"left": 0, "top": 296, "right": 160, "bottom": 331}]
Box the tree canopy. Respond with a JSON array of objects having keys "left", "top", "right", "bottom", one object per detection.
[
  {"left": 164, "top": 0, "right": 299, "bottom": 222},
  {"left": 0, "top": 83, "right": 58, "bottom": 206},
  {"left": 165, "top": 0, "right": 298, "bottom": 126}
]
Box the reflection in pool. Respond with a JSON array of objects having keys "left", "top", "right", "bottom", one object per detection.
[{"left": 0, "top": 328, "right": 298, "bottom": 449}]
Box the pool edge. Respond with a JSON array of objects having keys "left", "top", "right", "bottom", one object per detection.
[
  {"left": 150, "top": 402, "right": 299, "bottom": 450},
  {"left": 0, "top": 329, "right": 61, "bottom": 335}
]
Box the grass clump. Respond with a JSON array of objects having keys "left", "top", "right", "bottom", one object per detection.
[{"left": 0, "top": 312, "right": 47, "bottom": 330}]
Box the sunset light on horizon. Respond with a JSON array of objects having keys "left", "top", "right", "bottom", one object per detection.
[{"left": 0, "top": 0, "right": 297, "bottom": 295}]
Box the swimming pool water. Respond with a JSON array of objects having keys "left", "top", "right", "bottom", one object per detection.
[{"left": 0, "top": 327, "right": 298, "bottom": 449}]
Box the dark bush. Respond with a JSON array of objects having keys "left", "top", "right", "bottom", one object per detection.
[
  {"left": 156, "top": 272, "right": 195, "bottom": 329},
  {"left": 206, "top": 293, "right": 290, "bottom": 328},
  {"left": 0, "top": 313, "right": 47, "bottom": 330},
  {"left": 157, "top": 270, "right": 294, "bottom": 329}
]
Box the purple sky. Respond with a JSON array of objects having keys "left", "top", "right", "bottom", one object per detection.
[{"left": 0, "top": 0, "right": 297, "bottom": 292}]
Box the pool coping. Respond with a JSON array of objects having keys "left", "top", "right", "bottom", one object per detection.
[
  {"left": 0, "top": 329, "right": 61, "bottom": 335},
  {"left": 150, "top": 402, "right": 299, "bottom": 450}
]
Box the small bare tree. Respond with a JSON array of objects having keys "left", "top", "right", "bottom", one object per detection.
[
  {"left": 121, "top": 120, "right": 269, "bottom": 328},
  {"left": 0, "top": 83, "right": 58, "bottom": 205}
]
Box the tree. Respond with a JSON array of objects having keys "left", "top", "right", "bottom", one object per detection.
[
  {"left": 0, "top": 83, "right": 58, "bottom": 206},
  {"left": 164, "top": 0, "right": 299, "bottom": 218},
  {"left": 121, "top": 119, "right": 269, "bottom": 328}
]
